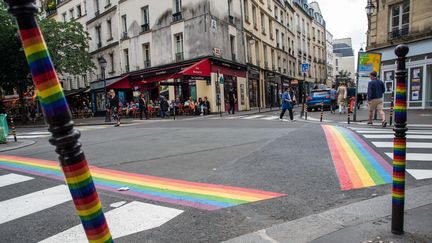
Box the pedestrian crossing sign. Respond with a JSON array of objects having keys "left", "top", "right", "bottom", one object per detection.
[{"left": 301, "top": 63, "right": 310, "bottom": 74}]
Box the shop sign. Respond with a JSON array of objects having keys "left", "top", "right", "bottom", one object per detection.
[{"left": 212, "top": 47, "right": 221, "bottom": 57}]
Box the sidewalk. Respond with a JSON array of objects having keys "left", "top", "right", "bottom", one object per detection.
[
  {"left": 305, "top": 106, "right": 432, "bottom": 127},
  {"left": 226, "top": 185, "right": 432, "bottom": 243},
  {"left": 0, "top": 139, "right": 35, "bottom": 152}
]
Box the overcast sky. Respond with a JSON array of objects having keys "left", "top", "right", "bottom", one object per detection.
[{"left": 314, "top": 0, "right": 367, "bottom": 54}]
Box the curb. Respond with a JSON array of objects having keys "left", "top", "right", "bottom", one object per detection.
[
  {"left": 225, "top": 184, "right": 432, "bottom": 243},
  {"left": 0, "top": 140, "right": 36, "bottom": 152}
]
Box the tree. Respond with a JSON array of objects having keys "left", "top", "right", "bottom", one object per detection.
[
  {"left": 0, "top": 2, "right": 94, "bottom": 122},
  {"left": 0, "top": 2, "right": 94, "bottom": 94},
  {"left": 336, "top": 70, "right": 354, "bottom": 87}
]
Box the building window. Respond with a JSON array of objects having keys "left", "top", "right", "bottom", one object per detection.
[
  {"left": 124, "top": 49, "right": 129, "bottom": 72},
  {"left": 173, "top": 0, "right": 182, "bottom": 21},
  {"left": 263, "top": 44, "right": 268, "bottom": 68},
  {"left": 105, "top": 0, "right": 111, "bottom": 7},
  {"left": 230, "top": 35, "right": 236, "bottom": 61},
  {"left": 274, "top": 6, "right": 278, "bottom": 20},
  {"left": 141, "top": 6, "right": 150, "bottom": 32},
  {"left": 269, "top": 20, "right": 273, "bottom": 38},
  {"left": 62, "top": 12, "right": 67, "bottom": 22},
  {"left": 95, "top": 25, "right": 101, "bottom": 48},
  {"left": 247, "top": 37, "right": 252, "bottom": 63},
  {"left": 252, "top": 5, "right": 257, "bottom": 29},
  {"left": 389, "top": 0, "right": 410, "bottom": 39},
  {"left": 281, "top": 33, "right": 285, "bottom": 50},
  {"left": 228, "top": 0, "right": 233, "bottom": 17},
  {"left": 280, "top": 10, "right": 283, "bottom": 24},
  {"left": 107, "top": 19, "right": 112, "bottom": 40},
  {"left": 109, "top": 52, "right": 114, "bottom": 74},
  {"left": 94, "top": 0, "right": 99, "bottom": 14},
  {"left": 174, "top": 33, "right": 184, "bottom": 61},
  {"left": 255, "top": 43, "right": 260, "bottom": 66},
  {"left": 276, "top": 29, "right": 279, "bottom": 47},
  {"left": 121, "top": 15, "right": 127, "bottom": 39},
  {"left": 143, "top": 43, "right": 151, "bottom": 68},
  {"left": 244, "top": 0, "right": 249, "bottom": 22},
  {"left": 76, "top": 5, "right": 82, "bottom": 17},
  {"left": 260, "top": 12, "right": 265, "bottom": 33}
]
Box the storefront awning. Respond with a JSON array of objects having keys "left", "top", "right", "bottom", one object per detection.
[
  {"left": 140, "top": 73, "right": 174, "bottom": 84},
  {"left": 171, "top": 58, "right": 211, "bottom": 79},
  {"left": 107, "top": 75, "right": 131, "bottom": 89},
  {"left": 64, "top": 87, "right": 88, "bottom": 97}
]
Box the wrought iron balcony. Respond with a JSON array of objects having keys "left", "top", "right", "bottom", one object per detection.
[
  {"left": 173, "top": 12, "right": 183, "bottom": 22},
  {"left": 388, "top": 28, "right": 409, "bottom": 40},
  {"left": 141, "top": 23, "right": 149, "bottom": 32}
]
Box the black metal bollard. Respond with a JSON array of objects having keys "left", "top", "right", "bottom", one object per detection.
[
  {"left": 391, "top": 44, "right": 409, "bottom": 235},
  {"left": 389, "top": 92, "right": 394, "bottom": 126},
  {"left": 5, "top": 1, "right": 113, "bottom": 241},
  {"left": 320, "top": 99, "right": 324, "bottom": 122},
  {"left": 9, "top": 112, "right": 17, "bottom": 142},
  {"left": 347, "top": 112, "right": 351, "bottom": 124}
]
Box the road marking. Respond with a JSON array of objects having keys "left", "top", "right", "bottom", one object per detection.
[
  {"left": 407, "top": 169, "right": 432, "bottom": 180},
  {"left": 0, "top": 173, "right": 34, "bottom": 188},
  {"left": 385, "top": 153, "right": 432, "bottom": 161},
  {"left": 40, "top": 201, "right": 184, "bottom": 243},
  {"left": 24, "top": 131, "right": 51, "bottom": 135},
  {"left": 242, "top": 115, "right": 265, "bottom": 119},
  {"left": 261, "top": 116, "right": 279, "bottom": 120},
  {"left": 372, "top": 142, "right": 432, "bottom": 149},
  {"left": 363, "top": 134, "right": 432, "bottom": 139},
  {"left": 8, "top": 135, "right": 50, "bottom": 139},
  {"left": 0, "top": 185, "right": 71, "bottom": 224},
  {"left": 356, "top": 130, "right": 432, "bottom": 135},
  {"left": 225, "top": 116, "right": 244, "bottom": 119}
]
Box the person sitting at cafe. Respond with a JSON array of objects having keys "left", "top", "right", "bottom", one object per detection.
[{"left": 203, "top": 97, "right": 210, "bottom": 115}]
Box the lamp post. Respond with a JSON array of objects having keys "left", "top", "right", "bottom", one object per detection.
[
  {"left": 354, "top": 47, "right": 364, "bottom": 121},
  {"left": 365, "top": 0, "right": 376, "bottom": 47},
  {"left": 98, "top": 57, "right": 109, "bottom": 122}
]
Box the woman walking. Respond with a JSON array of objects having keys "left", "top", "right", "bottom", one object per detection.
[{"left": 337, "top": 83, "right": 347, "bottom": 114}]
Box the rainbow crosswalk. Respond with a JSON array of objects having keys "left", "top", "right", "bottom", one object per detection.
[
  {"left": 0, "top": 155, "right": 285, "bottom": 211},
  {"left": 322, "top": 125, "right": 392, "bottom": 190}
]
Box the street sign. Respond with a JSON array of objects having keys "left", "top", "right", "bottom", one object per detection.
[{"left": 301, "top": 63, "right": 309, "bottom": 74}]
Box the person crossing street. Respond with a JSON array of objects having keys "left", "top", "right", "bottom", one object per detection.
[{"left": 279, "top": 87, "right": 295, "bottom": 122}]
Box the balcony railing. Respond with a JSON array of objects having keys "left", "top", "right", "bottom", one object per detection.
[
  {"left": 97, "top": 42, "right": 102, "bottom": 48},
  {"left": 46, "top": 8, "right": 57, "bottom": 16},
  {"left": 232, "top": 53, "right": 236, "bottom": 62},
  {"left": 121, "top": 32, "right": 128, "bottom": 40},
  {"left": 388, "top": 28, "right": 409, "bottom": 40},
  {"left": 144, "top": 60, "right": 151, "bottom": 68},
  {"left": 95, "top": 10, "right": 100, "bottom": 16},
  {"left": 173, "top": 12, "right": 183, "bottom": 22},
  {"left": 141, "top": 23, "right": 149, "bottom": 32},
  {"left": 229, "top": 15, "right": 235, "bottom": 24},
  {"left": 175, "top": 52, "right": 184, "bottom": 61}
]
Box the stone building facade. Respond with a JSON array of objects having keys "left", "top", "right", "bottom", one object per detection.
[{"left": 367, "top": 0, "right": 432, "bottom": 109}]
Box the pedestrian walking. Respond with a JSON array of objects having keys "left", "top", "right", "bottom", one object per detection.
[
  {"left": 337, "top": 83, "right": 347, "bottom": 114},
  {"left": 367, "top": 71, "right": 387, "bottom": 127},
  {"left": 279, "top": 87, "right": 295, "bottom": 121},
  {"left": 330, "top": 85, "right": 337, "bottom": 114},
  {"left": 228, "top": 87, "right": 236, "bottom": 115},
  {"left": 108, "top": 89, "right": 121, "bottom": 127},
  {"left": 138, "top": 93, "right": 148, "bottom": 120},
  {"left": 159, "top": 96, "right": 169, "bottom": 118}
]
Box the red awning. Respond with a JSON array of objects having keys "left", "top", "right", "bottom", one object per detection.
[
  {"left": 171, "top": 58, "right": 211, "bottom": 79},
  {"left": 107, "top": 75, "right": 131, "bottom": 89},
  {"left": 139, "top": 73, "right": 174, "bottom": 84}
]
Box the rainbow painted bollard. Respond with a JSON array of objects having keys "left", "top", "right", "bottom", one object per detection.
[
  {"left": 5, "top": 1, "right": 113, "bottom": 242},
  {"left": 391, "top": 44, "right": 409, "bottom": 235}
]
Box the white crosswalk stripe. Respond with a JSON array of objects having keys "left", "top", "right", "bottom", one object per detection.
[
  {"left": 0, "top": 173, "right": 34, "bottom": 188},
  {"left": 242, "top": 115, "right": 266, "bottom": 119},
  {"left": 8, "top": 125, "right": 111, "bottom": 140},
  {"left": 0, "top": 185, "right": 71, "bottom": 224},
  {"left": 40, "top": 201, "right": 183, "bottom": 242},
  {"left": 352, "top": 127, "right": 432, "bottom": 180},
  {"left": 0, "top": 174, "right": 184, "bottom": 241},
  {"left": 207, "top": 114, "right": 295, "bottom": 122}
]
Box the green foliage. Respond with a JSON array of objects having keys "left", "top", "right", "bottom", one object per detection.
[
  {"left": 0, "top": 2, "right": 94, "bottom": 94},
  {"left": 337, "top": 70, "right": 354, "bottom": 86}
]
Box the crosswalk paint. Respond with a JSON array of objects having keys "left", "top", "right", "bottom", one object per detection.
[
  {"left": 363, "top": 134, "right": 432, "bottom": 139},
  {"left": 406, "top": 169, "right": 432, "bottom": 180},
  {"left": 225, "top": 116, "right": 244, "bottom": 119},
  {"left": 385, "top": 153, "right": 432, "bottom": 161},
  {"left": 261, "top": 116, "right": 279, "bottom": 120},
  {"left": 356, "top": 130, "right": 432, "bottom": 135},
  {"left": 0, "top": 173, "right": 34, "bottom": 188},
  {"left": 242, "top": 115, "right": 265, "bottom": 119},
  {"left": 0, "top": 185, "right": 71, "bottom": 224},
  {"left": 372, "top": 142, "right": 432, "bottom": 149},
  {"left": 40, "top": 201, "right": 184, "bottom": 243}
]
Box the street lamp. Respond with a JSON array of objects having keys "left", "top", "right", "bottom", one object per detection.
[
  {"left": 365, "top": 0, "right": 376, "bottom": 16},
  {"left": 98, "top": 57, "right": 109, "bottom": 122},
  {"left": 365, "top": 0, "right": 375, "bottom": 46}
]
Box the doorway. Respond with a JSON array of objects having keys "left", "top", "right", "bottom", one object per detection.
[{"left": 426, "top": 65, "right": 432, "bottom": 107}]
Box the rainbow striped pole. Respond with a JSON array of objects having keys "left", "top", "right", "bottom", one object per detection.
[
  {"left": 5, "top": 1, "right": 113, "bottom": 242},
  {"left": 391, "top": 44, "right": 409, "bottom": 235}
]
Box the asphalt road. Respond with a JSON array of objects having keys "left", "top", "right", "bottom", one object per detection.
[{"left": 1, "top": 114, "right": 431, "bottom": 242}]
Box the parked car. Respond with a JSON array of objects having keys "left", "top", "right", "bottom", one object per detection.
[{"left": 307, "top": 89, "right": 331, "bottom": 111}]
